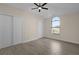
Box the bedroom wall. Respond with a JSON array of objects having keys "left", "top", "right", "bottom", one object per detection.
[
  {"left": 0, "top": 4, "right": 44, "bottom": 46},
  {"left": 43, "top": 12, "right": 79, "bottom": 44},
  {"left": 22, "top": 11, "right": 44, "bottom": 43}
]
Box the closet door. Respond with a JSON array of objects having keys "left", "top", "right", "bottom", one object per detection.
[
  {"left": 13, "top": 16, "right": 23, "bottom": 45},
  {"left": 0, "top": 15, "right": 13, "bottom": 48}
]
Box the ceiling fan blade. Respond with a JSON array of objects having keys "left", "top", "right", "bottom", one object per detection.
[
  {"left": 32, "top": 8, "right": 38, "bottom": 10},
  {"left": 34, "top": 3, "right": 39, "bottom": 7},
  {"left": 39, "top": 9, "right": 41, "bottom": 12},
  {"left": 42, "top": 7, "right": 48, "bottom": 10},
  {"left": 42, "top": 3, "right": 47, "bottom": 6}
]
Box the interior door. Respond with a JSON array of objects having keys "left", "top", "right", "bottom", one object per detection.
[{"left": 0, "top": 14, "right": 13, "bottom": 48}]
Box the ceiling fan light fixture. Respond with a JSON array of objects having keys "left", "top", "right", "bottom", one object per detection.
[
  {"left": 38, "top": 7, "right": 42, "bottom": 10},
  {"left": 32, "top": 3, "right": 48, "bottom": 12}
]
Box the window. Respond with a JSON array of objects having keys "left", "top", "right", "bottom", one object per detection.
[{"left": 51, "top": 17, "right": 60, "bottom": 34}]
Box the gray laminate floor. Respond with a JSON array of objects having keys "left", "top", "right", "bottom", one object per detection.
[{"left": 0, "top": 38, "right": 79, "bottom": 55}]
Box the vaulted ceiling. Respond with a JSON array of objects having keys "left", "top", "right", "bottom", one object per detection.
[{"left": 5, "top": 3, "right": 79, "bottom": 19}]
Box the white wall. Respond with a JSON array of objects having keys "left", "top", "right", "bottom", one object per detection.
[
  {"left": 23, "top": 12, "right": 43, "bottom": 42},
  {"left": 43, "top": 12, "right": 79, "bottom": 44},
  {"left": 0, "top": 4, "right": 43, "bottom": 48},
  {"left": 60, "top": 13, "right": 79, "bottom": 44}
]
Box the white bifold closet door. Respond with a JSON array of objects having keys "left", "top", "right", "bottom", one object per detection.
[{"left": 0, "top": 14, "right": 13, "bottom": 48}]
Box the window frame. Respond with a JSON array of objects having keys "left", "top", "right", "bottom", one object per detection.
[{"left": 51, "top": 17, "right": 60, "bottom": 34}]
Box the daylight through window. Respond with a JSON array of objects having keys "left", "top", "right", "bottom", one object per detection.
[{"left": 51, "top": 17, "right": 60, "bottom": 34}]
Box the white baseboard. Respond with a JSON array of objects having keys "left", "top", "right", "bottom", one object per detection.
[
  {"left": 44, "top": 37, "right": 79, "bottom": 45},
  {"left": 0, "top": 37, "right": 43, "bottom": 49},
  {"left": 22, "top": 36, "right": 43, "bottom": 43}
]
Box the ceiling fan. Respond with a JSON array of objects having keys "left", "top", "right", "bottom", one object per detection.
[{"left": 32, "top": 3, "right": 48, "bottom": 12}]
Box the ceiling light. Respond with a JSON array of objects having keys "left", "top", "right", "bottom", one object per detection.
[
  {"left": 32, "top": 3, "right": 48, "bottom": 12},
  {"left": 38, "top": 7, "right": 42, "bottom": 9}
]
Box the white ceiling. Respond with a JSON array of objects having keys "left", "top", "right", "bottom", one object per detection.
[{"left": 5, "top": 3, "right": 79, "bottom": 18}]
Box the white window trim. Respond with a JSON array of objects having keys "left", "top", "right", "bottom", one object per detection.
[{"left": 51, "top": 17, "right": 60, "bottom": 34}]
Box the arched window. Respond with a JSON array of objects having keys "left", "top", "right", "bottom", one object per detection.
[{"left": 51, "top": 17, "right": 60, "bottom": 34}]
